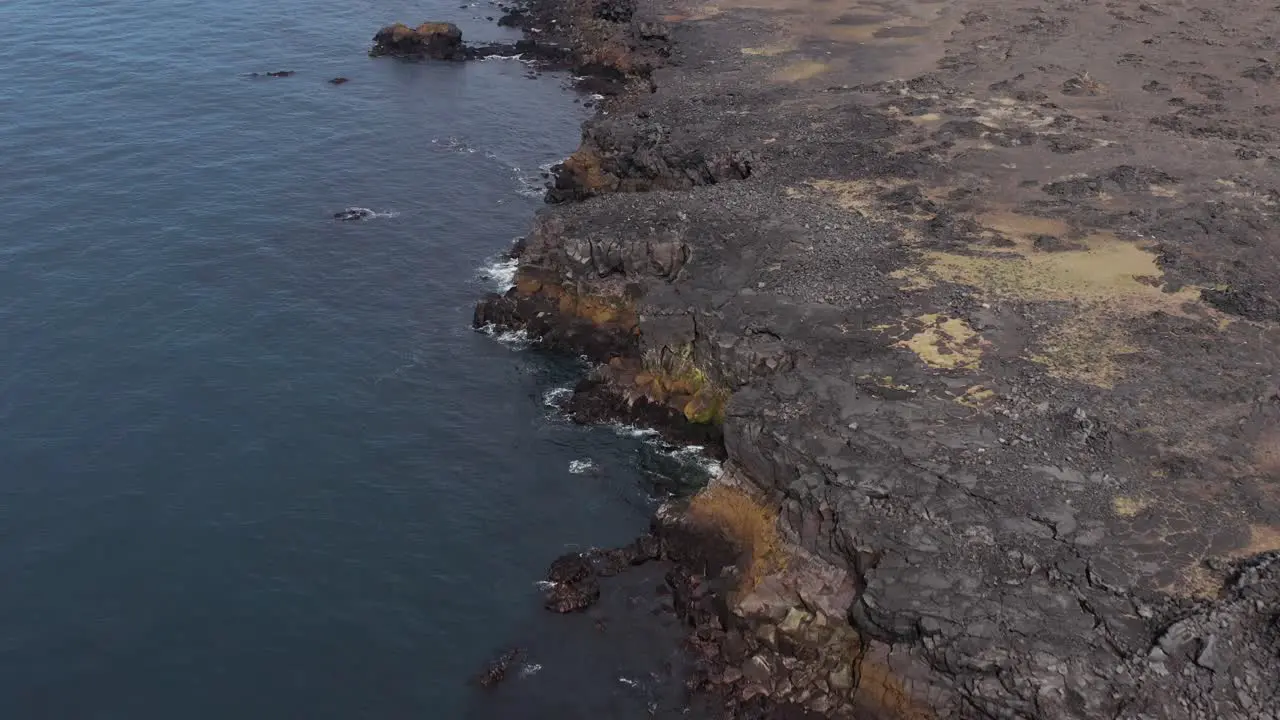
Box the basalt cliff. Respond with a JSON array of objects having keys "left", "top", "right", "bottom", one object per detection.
[{"left": 475, "top": 0, "right": 1280, "bottom": 717}]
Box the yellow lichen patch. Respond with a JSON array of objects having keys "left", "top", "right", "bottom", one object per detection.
[
  {"left": 921, "top": 231, "right": 1189, "bottom": 305},
  {"left": 687, "top": 485, "right": 785, "bottom": 590},
  {"left": 906, "top": 112, "right": 943, "bottom": 125},
  {"left": 889, "top": 266, "right": 935, "bottom": 291},
  {"left": 955, "top": 385, "right": 995, "bottom": 408},
  {"left": 863, "top": 374, "right": 913, "bottom": 392},
  {"left": 912, "top": 220, "right": 1205, "bottom": 386},
  {"left": 858, "top": 374, "right": 916, "bottom": 398},
  {"left": 1112, "top": 496, "right": 1151, "bottom": 517},
  {"left": 683, "top": 385, "right": 730, "bottom": 424},
  {"left": 896, "top": 314, "right": 985, "bottom": 371},
  {"left": 772, "top": 60, "right": 829, "bottom": 83},
  {"left": 643, "top": 344, "right": 729, "bottom": 424}
]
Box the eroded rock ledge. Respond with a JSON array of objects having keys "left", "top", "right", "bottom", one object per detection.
[{"left": 476, "top": 0, "right": 1280, "bottom": 717}]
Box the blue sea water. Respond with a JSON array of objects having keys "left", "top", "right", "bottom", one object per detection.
[{"left": 0, "top": 1, "right": 711, "bottom": 717}]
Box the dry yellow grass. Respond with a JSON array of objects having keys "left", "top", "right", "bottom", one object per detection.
[
  {"left": 772, "top": 60, "right": 830, "bottom": 83},
  {"left": 955, "top": 385, "right": 995, "bottom": 408},
  {"left": 921, "top": 230, "right": 1181, "bottom": 306},
  {"left": 741, "top": 44, "right": 792, "bottom": 57},
  {"left": 896, "top": 314, "right": 985, "bottom": 371},
  {"left": 1112, "top": 496, "right": 1151, "bottom": 517},
  {"left": 910, "top": 215, "right": 1205, "bottom": 386},
  {"left": 687, "top": 485, "right": 785, "bottom": 589}
]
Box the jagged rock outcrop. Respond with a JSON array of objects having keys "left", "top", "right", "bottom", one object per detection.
[{"left": 548, "top": 118, "right": 755, "bottom": 202}]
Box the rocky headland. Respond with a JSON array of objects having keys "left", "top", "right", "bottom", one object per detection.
[{"left": 453, "top": 0, "right": 1280, "bottom": 717}]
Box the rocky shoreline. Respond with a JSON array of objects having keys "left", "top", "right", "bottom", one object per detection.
[{"left": 447, "top": 0, "right": 1280, "bottom": 717}]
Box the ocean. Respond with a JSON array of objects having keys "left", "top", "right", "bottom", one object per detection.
[{"left": 0, "top": 1, "right": 713, "bottom": 717}]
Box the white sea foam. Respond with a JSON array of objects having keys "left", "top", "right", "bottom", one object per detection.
[
  {"left": 534, "top": 580, "right": 558, "bottom": 590},
  {"left": 478, "top": 255, "right": 518, "bottom": 291},
  {"left": 430, "top": 136, "right": 480, "bottom": 154},
  {"left": 610, "top": 422, "right": 660, "bottom": 440},
  {"left": 479, "top": 54, "right": 537, "bottom": 65},
  {"left": 476, "top": 323, "right": 534, "bottom": 349},
  {"left": 543, "top": 386, "right": 574, "bottom": 408},
  {"left": 660, "top": 444, "right": 723, "bottom": 478},
  {"left": 618, "top": 677, "right": 639, "bottom": 688},
  {"left": 334, "top": 207, "right": 398, "bottom": 221},
  {"left": 568, "top": 459, "right": 596, "bottom": 474},
  {"left": 519, "top": 663, "right": 542, "bottom": 678},
  {"left": 510, "top": 159, "right": 556, "bottom": 198}
]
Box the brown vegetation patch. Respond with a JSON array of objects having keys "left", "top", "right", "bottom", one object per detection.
[
  {"left": 514, "top": 272, "right": 638, "bottom": 329},
  {"left": 1235, "top": 524, "right": 1280, "bottom": 558},
  {"left": 687, "top": 484, "right": 785, "bottom": 590},
  {"left": 853, "top": 655, "right": 934, "bottom": 720}
]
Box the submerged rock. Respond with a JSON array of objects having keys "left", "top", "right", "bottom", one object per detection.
[
  {"left": 333, "top": 207, "right": 375, "bottom": 222},
  {"left": 327, "top": 77, "right": 349, "bottom": 85},
  {"left": 370, "top": 22, "right": 465, "bottom": 60},
  {"left": 475, "top": 646, "right": 524, "bottom": 687}
]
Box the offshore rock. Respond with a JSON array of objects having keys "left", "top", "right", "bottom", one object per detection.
[
  {"left": 475, "top": 646, "right": 525, "bottom": 687},
  {"left": 544, "top": 573, "right": 600, "bottom": 613},
  {"left": 370, "top": 22, "right": 465, "bottom": 60}
]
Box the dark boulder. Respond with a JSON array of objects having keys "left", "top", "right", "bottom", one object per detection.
[
  {"left": 544, "top": 574, "right": 601, "bottom": 613},
  {"left": 547, "top": 552, "right": 592, "bottom": 584},
  {"left": 593, "top": 0, "right": 635, "bottom": 23},
  {"left": 370, "top": 22, "right": 465, "bottom": 60}
]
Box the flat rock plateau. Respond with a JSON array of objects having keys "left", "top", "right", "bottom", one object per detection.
[{"left": 470, "top": 0, "right": 1280, "bottom": 717}]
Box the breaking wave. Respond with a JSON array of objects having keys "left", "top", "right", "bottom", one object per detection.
[{"left": 477, "top": 255, "right": 518, "bottom": 292}]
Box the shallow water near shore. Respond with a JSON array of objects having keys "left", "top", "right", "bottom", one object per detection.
[{"left": 0, "top": 1, "right": 712, "bottom": 717}]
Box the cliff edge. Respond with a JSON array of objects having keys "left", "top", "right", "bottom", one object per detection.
[{"left": 479, "top": 0, "right": 1280, "bottom": 717}]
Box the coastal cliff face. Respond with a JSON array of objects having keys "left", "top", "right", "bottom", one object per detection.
[{"left": 478, "top": 0, "right": 1280, "bottom": 717}]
